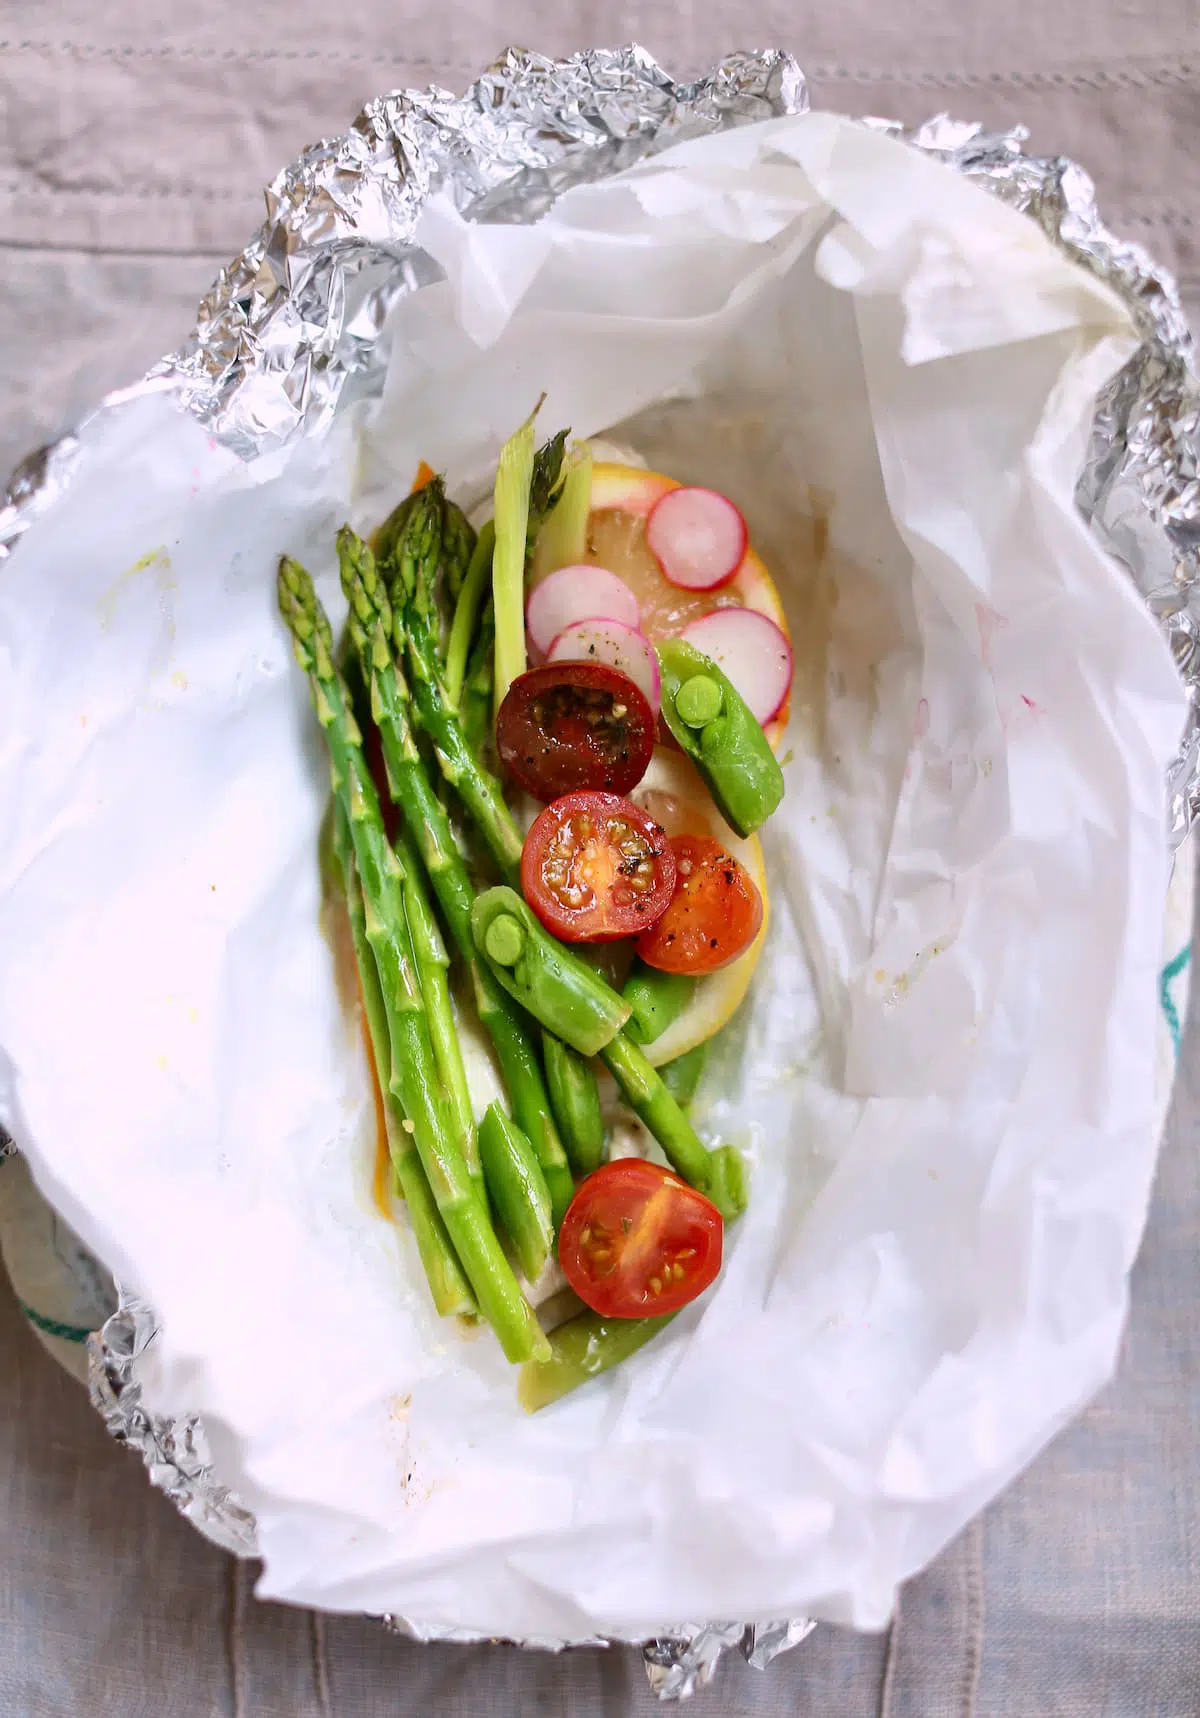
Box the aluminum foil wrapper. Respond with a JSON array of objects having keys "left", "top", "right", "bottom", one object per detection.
[{"left": 2, "top": 39, "right": 1198, "bottom": 1701}]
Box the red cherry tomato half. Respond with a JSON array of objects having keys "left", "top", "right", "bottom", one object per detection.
[
  {"left": 558, "top": 1159, "right": 723, "bottom": 1318},
  {"left": 522, "top": 791, "right": 677, "bottom": 943},
  {"left": 496, "top": 661, "right": 656, "bottom": 802},
  {"left": 635, "top": 833, "right": 763, "bottom": 976}
]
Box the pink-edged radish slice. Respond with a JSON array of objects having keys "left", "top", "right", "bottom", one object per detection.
[
  {"left": 680, "top": 607, "right": 793, "bottom": 727},
  {"left": 547, "top": 619, "right": 662, "bottom": 716},
  {"left": 645, "top": 486, "right": 748, "bottom": 592},
  {"left": 525, "top": 564, "right": 640, "bottom": 657}
]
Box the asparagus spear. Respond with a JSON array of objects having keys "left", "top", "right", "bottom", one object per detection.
[
  {"left": 659, "top": 1041, "right": 709, "bottom": 1108},
  {"left": 337, "top": 527, "right": 575, "bottom": 1225},
  {"left": 531, "top": 439, "right": 592, "bottom": 576},
  {"left": 391, "top": 821, "right": 479, "bottom": 1188},
  {"left": 601, "top": 1032, "right": 746, "bottom": 1221},
  {"left": 541, "top": 1031, "right": 605, "bottom": 1176},
  {"left": 331, "top": 802, "right": 476, "bottom": 1318},
  {"left": 388, "top": 485, "right": 525, "bottom": 885},
  {"left": 518, "top": 1310, "right": 676, "bottom": 1412},
  {"left": 460, "top": 601, "right": 495, "bottom": 760},
  {"left": 445, "top": 520, "right": 495, "bottom": 706},
  {"left": 477, "top": 1103, "right": 553, "bottom": 1283},
  {"left": 529, "top": 429, "right": 569, "bottom": 525},
  {"left": 278, "top": 555, "right": 548, "bottom": 1365},
  {"left": 441, "top": 497, "right": 476, "bottom": 605},
  {"left": 372, "top": 491, "right": 417, "bottom": 565}
]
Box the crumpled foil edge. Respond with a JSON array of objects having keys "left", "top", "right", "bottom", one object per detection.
[
  {"left": 87, "top": 1292, "right": 258, "bottom": 1558},
  {"left": 1, "top": 40, "right": 1197, "bottom": 1702}
]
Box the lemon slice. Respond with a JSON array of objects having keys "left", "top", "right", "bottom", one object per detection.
[{"left": 629, "top": 751, "right": 769, "bottom": 1067}]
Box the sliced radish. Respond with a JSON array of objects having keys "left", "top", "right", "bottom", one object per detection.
[
  {"left": 547, "top": 620, "right": 662, "bottom": 716},
  {"left": 680, "top": 607, "right": 792, "bottom": 727},
  {"left": 525, "top": 564, "right": 640, "bottom": 657},
  {"left": 645, "top": 487, "right": 748, "bottom": 592}
]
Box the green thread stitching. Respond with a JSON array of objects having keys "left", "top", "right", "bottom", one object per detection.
[
  {"left": 16, "top": 1298, "right": 93, "bottom": 1345},
  {"left": 1161, "top": 941, "right": 1192, "bottom": 1056}
]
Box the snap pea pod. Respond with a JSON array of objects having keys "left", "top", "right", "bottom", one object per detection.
[
  {"left": 541, "top": 1031, "right": 605, "bottom": 1177},
  {"left": 600, "top": 1032, "right": 746, "bottom": 1221},
  {"left": 657, "top": 638, "right": 785, "bottom": 838},
  {"left": 659, "top": 1041, "right": 709, "bottom": 1108},
  {"left": 518, "top": 1310, "right": 676, "bottom": 1412},
  {"left": 477, "top": 1103, "right": 553, "bottom": 1283},
  {"left": 460, "top": 601, "right": 495, "bottom": 760},
  {"left": 472, "top": 888, "right": 632, "bottom": 1056},
  {"left": 621, "top": 962, "right": 695, "bottom": 1047}
]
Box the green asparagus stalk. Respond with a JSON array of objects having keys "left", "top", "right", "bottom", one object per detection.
[
  {"left": 460, "top": 601, "right": 495, "bottom": 760},
  {"left": 473, "top": 888, "right": 632, "bottom": 1056},
  {"left": 600, "top": 1032, "right": 746, "bottom": 1220},
  {"left": 622, "top": 963, "right": 695, "bottom": 1047},
  {"left": 477, "top": 1103, "right": 553, "bottom": 1283},
  {"left": 392, "top": 476, "right": 444, "bottom": 621},
  {"left": 331, "top": 802, "right": 476, "bottom": 1318},
  {"left": 445, "top": 520, "right": 495, "bottom": 706},
  {"left": 541, "top": 1031, "right": 605, "bottom": 1176},
  {"left": 441, "top": 497, "right": 476, "bottom": 605},
  {"left": 657, "top": 638, "right": 785, "bottom": 838},
  {"left": 492, "top": 409, "right": 537, "bottom": 718},
  {"left": 278, "top": 555, "right": 548, "bottom": 1365},
  {"left": 518, "top": 1310, "right": 676, "bottom": 1412},
  {"left": 659, "top": 1041, "right": 709, "bottom": 1108},
  {"left": 531, "top": 440, "right": 592, "bottom": 576},
  {"left": 391, "top": 821, "right": 479, "bottom": 1187},
  {"left": 338, "top": 527, "right": 575, "bottom": 1225},
  {"left": 372, "top": 491, "right": 417, "bottom": 566},
  {"left": 386, "top": 485, "right": 525, "bottom": 885}
]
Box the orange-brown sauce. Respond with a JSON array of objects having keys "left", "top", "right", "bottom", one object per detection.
[
  {"left": 359, "top": 979, "right": 396, "bottom": 1222},
  {"left": 322, "top": 879, "right": 397, "bottom": 1224}
]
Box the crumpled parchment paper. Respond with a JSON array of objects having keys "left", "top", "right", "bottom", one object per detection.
[{"left": 0, "top": 111, "right": 1186, "bottom": 1639}]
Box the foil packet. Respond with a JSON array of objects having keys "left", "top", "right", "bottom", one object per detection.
[{"left": 0, "top": 42, "right": 1196, "bottom": 1703}]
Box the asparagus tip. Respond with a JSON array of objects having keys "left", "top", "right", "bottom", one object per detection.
[{"left": 277, "top": 556, "right": 333, "bottom": 664}]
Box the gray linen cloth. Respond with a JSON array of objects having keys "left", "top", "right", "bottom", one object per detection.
[{"left": 3, "top": 3, "right": 1200, "bottom": 1712}]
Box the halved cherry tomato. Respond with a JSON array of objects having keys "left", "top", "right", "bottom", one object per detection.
[
  {"left": 558, "top": 1158, "right": 723, "bottom": 1318},
  {"left": 496, "top": 661, "right": 655, "bottom": 802},
  {"left": 522, "top": 791, "right": 676, "bottom": 943},
  {"left": 635, "top": 833, "right": 763, "bottom": 976}
]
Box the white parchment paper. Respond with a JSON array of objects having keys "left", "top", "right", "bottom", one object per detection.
[{"left": 0, "top": 112, "right": 1187, "bottom": 1638}]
